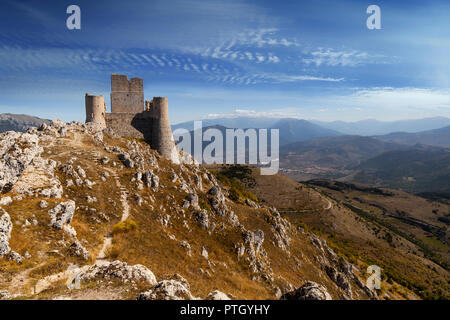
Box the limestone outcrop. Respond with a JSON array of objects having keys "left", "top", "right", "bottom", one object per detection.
[
  {"left": 0, "top": 131, "right": 42, "bottom": 193},
  {"left": 281, "top": 281, "right": 332, "bottom": 300}
]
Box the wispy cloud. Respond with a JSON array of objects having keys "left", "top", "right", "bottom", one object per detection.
[
  {"left": 193, "top": 28, "right": 299, "bottom": 64},
  {"left": 302, "top": 48, "right": 386, "bottom": 67},
  {"left": 233, "top": 28, "right": 301, "bottom": 48},
  {"left": 204, "top": 72, "right": 344, "bottom": 85},
  {"left": 348, "top": 87, "right": 450, "bottom": 110},
  {"left": 261, "top": 73, "right": 344, "bottom": 83}
]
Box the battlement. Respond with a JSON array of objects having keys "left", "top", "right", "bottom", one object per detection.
[
  {"left": 111, "top": 74, "right": 143, "bottom": 92},
  {"left": 145, "top": 97, "right": 168, "bottom": 118}
]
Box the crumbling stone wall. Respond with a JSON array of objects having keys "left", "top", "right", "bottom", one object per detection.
[
  {"left": 105, "top": 112, "right": 152, "bottom": 139},
  {"left": 110, "top": 74, "right": 144, "bottom": 113}
]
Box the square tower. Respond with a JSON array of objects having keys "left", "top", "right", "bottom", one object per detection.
[{"left": 110, "top": 74, "right": 144, "bottom": 113}]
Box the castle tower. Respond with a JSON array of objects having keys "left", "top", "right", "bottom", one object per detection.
[
  {"left": 148, "top": 97, "right": 180, "bottom": 164},
  {"left": 110, "top": 74, "right": 144, "bottom": 113},
  {"left": 85, "top": 94, "right": 106, "bottom": 128}
]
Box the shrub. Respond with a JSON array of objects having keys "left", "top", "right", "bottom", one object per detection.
[
  {"left": 198, "top": 198, "right": 211, "bottom": 210},
  {"left": 112, "top": 220, "right": 137, "bottom": 234},
  {"left": 213, "top": 171, "right": 258, "bottom": 203}
]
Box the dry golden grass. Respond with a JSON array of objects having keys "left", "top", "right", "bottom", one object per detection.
[
  {"left": 1, "top": 128, "right": 428, "bottom": 300},
  {"left": 220, "top": 166, "right": 449, "bottom": 299}
]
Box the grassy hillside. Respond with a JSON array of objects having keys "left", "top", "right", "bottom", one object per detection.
[
  {"left": 216, "top": 165, "right": 450, "bottom": 299},
  {"left": 0, "top": 122, "right": 375, "bottom": 300},
  {"left": 350, "top": 146, "right": 450, "bottom": 193}
]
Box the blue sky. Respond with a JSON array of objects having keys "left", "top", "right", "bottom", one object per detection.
[{"left": 0, "top": 0, "right": 449, "bottom": 124}]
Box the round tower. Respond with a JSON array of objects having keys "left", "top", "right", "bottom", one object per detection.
[
  {"left": 151, "top": 97, "right": 180, "bottom": 164},
  {"left": 85, "top": 94, "right": 106, "bottom": 128}
]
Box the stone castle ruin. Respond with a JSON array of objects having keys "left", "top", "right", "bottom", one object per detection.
[{"left": 85, "top": 74, "right": 179, "bottom": 164}]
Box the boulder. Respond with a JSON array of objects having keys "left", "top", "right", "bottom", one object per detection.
[
  {"left": 281, "top": 281, "right": 332, "bottom": 300},
  {"left": 185, "top": 193, "right": 200, "bottom": 210},
  {"left": 243, "top": 229, "right": 264, "bottom": 256},
  {"left": 142, "top": 170, "right": 159, "bottom": 190},
  {"left": 206, "top": 290, "right": 231, "bottom": 300},
  {"left": 77, "top": 260, "right": 157, "bottom": 285},
  {"left": 138, "top": 274, "right": 195, "bottom": 300},
  {"left": 195, "top": 210, "right": 209, "bottom": 230}
]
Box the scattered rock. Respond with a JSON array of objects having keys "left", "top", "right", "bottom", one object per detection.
[
  {"left": 68, "top": 240, "right": 90, "bottom": 260},
  {"left": 0, "top": 196, "right": 12, "bottom": 206},
  {"left": 39, "top": 200, "right": 48, "bottom": 208},
  {"left": 195, "top": 210, "right": 209, "bottom": 230},
  {"left": 0, "top": 290, "right": 11, "bottom": 300},
  {"left": 0, "top": 209, "right": 12, "bottom": 256},
  {"left": 86, "top": 196, "right": 97, "bottom": 203},
  {"left": 201, "top": 246, "right": 209, "bottom": 259},
  {"left": 8, "top": 251, "right": 22, "bottom": 264},
  {"left": 185, "top": 193, "right": 200, "bottom": 210},
  {"left": 243, "top": 229, "right": 265, "bottom": 257},
  {"left": 245, "top": 198, "right": 259, "bottom": 208},
  {"left": 48, "top": 200, "right": 75, "bottom": 230},
  {"left": 179, "top": 240, "right": 192, "bottom": 256},
  {"left": 325, "top": 265, "right": 352, "bottom": 298},
  {"left": 142, "top": 170, "right": 159, "bottom": 190},
  {"left": 271, "top": 215, "right": 291, "bottom": 253}
]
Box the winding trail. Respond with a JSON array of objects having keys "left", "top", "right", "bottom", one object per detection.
[
  {"left": 324, "top": 198, "right": 332, "bottom": 210},
  {"left": 93, "top": 159, "right": 130, "bottom": 262},
  {"left": 7, "top": 132, "right": 134, "bottom": 297}
]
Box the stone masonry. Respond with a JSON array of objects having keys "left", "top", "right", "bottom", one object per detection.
[{"left": 85, "top": 74, "right": 179, "bottom": 164}]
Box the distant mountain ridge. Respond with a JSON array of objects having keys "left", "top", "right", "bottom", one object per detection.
[
  {"left": 312, "top": 117, "right": 450, "bottom": 136},
  {"left": 0, "top": 113, "right": 50, "bottom": 133},
  {"left": 172, "top": 117, "right": 283, "bottom": 131},
  {"left": 374, "top": 126, "right": 450, "bottom": 148},
  {"left": 173, "top": 117, "right": 341, "bottom": 146}
]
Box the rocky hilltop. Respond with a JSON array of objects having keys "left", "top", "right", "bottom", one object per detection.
[{"left": 0, "top": 120, "right": 377, "bottom": 300}]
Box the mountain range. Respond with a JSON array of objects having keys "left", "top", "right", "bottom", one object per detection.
[
  {"left": 173, "top": 117, "right": 340, "bottom": 146},
  {"left": 0, "top": 113, "right": 50, "bottom": 133},
  {"left": 312, "top": 117, "right": 450, "bottom": 136},
  {"left": 3, "top": 113, "right": 450, "bottom": 194},
  {"left": 374, "top": 126, "right": 450, "bottom": 148},
  {"left": 173, "top": 116, "right": 450, "bottom": 136}
]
